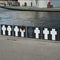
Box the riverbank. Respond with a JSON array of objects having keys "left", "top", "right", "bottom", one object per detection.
[{"left": 0, "top": 6, "right": 60, "bottom": 12}]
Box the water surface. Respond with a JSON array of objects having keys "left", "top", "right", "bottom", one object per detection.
[{"left": 0, "top": 8, "right": 60, "bottom": 28}]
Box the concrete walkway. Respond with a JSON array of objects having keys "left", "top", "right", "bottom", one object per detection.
[{"left": 0, "top": 35, "right": 60, "bottom": 60}]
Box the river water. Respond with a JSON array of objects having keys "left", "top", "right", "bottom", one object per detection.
[{"left": 0, "top": 8, "right": 60, "bottom": 28}]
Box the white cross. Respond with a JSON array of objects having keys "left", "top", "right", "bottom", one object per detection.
[
  {"left": 20, "top": 28, "right": 25, "bottom": 37},
  {"left": 7, "top": 26, "right": 12, "bottom": 36},
  {"left": 34, "top": 28, "right": 40, "bottom": 39},
  {"left": 50, "top": 29, "right": 57, "bottom": 40},
  {"left": 43, "top": 28, "right": 49, "bottom": 39},
  {"left": 14, "top": 26, "right": 19, "bottom": 36},
  {"left": 2, "top": 25, "right": 6, "bottom": 35}
]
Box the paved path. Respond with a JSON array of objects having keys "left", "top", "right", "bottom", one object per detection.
[{"left": 0, "top": 35, "right": 60, "bottom": 60}]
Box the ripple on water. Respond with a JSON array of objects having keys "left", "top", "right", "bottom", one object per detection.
[{"left": 0, "top": 8, "right": 60, "bottom": 28}]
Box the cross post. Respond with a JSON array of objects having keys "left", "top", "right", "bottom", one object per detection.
[
  {"left": 20, "top": 29, "right": 25, "bottom": 37},
  {"left": 50, "top": 29, "right": 57, "bottom": 40},
  {"left": 7, "top": 26, "right": 12, "bottom": 36},
  {"left": 34, "top": 28, "right": 40, "bottom": 39},
  {"left": 43, "top": 28, "right": 49, "bottom": 39},
  {"left": 2, "top": 25, "right": 6, "bottom": 35},
  {"left": 14, "top": 26, "right": 19, "bottom": 36}
]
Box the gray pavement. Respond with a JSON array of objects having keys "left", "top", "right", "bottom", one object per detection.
[{"left": 0, "top": 35, "right": 60, "bottom": 60}]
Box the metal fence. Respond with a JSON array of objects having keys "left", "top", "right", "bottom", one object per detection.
[{"left": 1, "top": 24, "right": 60, "bottom": 41}]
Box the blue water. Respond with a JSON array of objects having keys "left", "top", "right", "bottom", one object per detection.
[{"left": 0, "top": 8, "right": 60, "bottom": 28}]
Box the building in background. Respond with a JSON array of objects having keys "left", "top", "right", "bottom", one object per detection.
[
  {"left": 0, "top": 0, "right": 53, "bottom": 8},
  {"left": 1, "top": 0, "right": 60, "bottom": 8},
  {"left": 18, "top": 0, "right": 51, "bottom": 8},
  {"left": 18, "top": 0, "right": 36, "bottom": 7}
]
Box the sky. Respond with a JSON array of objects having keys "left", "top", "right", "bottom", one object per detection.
[{"left": 50, "top": 0, "right": 60, "bottom": 7}]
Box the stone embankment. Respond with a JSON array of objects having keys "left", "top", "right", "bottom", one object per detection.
[{"left": 0, "top": 5, "right": 60, "bottom": 12}]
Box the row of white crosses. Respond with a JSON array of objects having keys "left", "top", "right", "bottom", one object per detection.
[
  {"left": 34, "top": 27, "right": 57, "bottom": 40},
  {"left": 43, "top": 28, "right": 57, "bottom": 40},
  {"left": 14, "top": 26, "right": 25, "bottom": 37},
  {"left": 2, "top": 25, "right": 25, "bottom": 37},
  {"left": 2, "top": 25, "right": 12, "bottom": 36},
  {"left": 1, "top": 25, "right": 57, "bottom": 40}
]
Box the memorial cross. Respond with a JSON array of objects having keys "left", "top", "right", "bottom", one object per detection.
[
  {"left": 50, "top": 29, "right": 57, "bottom": 40},
  {"left": 34, "top": 28, "right": 40, "bottom": 38},
  {"left": 7, "top": 26, "right": 12, "bottom": 36},
  {"left": 14, "top": 26, "right": 19, "bottom": 36},
  {"left": 2, "top": 25, "right": 6, "bottom": 35},
  {"left": 20, "top": 28, "right": 25, "bottom": 37},
  {"left": 43, "top": 28, "right": 49, "bottom": 39}
]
